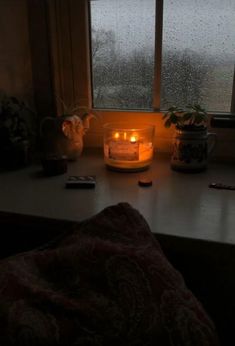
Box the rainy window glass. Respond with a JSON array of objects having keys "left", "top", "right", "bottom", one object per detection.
[
  {"left": 161, "top": 0, "right": 235, "bottom": 112},
  {"left": 90, "top": 0, "right": 156, "bottom": 110},
  {"left": 90, "top": 0, "right": 235, "bottom": 112}
]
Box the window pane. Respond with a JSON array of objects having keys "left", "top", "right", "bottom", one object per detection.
[
  {"left": 90, "top": 0, "right": 155, "bottom": 110},
  {"left": 161, "top": 0, "right": 235, "bottom": 112}
]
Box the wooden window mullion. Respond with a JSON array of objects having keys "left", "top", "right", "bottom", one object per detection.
[
  {"left": 231, "top": 65, "right": 235, "bottom": 114},
  {"left": 152, "top": 0, "right": 163, "bottom": 111}
]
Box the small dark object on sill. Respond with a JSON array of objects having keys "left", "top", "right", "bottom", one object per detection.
[
  {"left": 138, "top": 179, "right": 153, "bottom": 187},
  {"left": 65, "top": 175, "right": 96, "bottom": 189},
  {"left": 209, "top": 182, "right": 235, "bottom": 191},
  {"left": 41, "top": 155, "right": 68, "bottom": 176}
]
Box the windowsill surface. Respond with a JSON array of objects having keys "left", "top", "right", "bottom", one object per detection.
[{"left": 0, "top": 148, "right": 235, "bottom": 245}]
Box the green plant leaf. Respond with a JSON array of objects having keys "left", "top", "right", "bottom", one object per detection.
[
  {"left": 164, "top": 118, "right": 172, "bottom": 128},
  {"left": 162, "top": 112, "right": 170, "bottom": 119},
  {"left": 164, "top": 103, "right": 207, "bottom": 128}
]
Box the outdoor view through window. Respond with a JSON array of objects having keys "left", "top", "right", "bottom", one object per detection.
[{"left": 90, "top": 0, "right": 235, "bottom": 112}]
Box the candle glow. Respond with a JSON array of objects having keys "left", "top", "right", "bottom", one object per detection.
[
  {"left": 130, "top": 135, "right": 137, "bottom": 143},
  {"left": 103, "top": 124, "right": 155, "bottom": 171},
  {"left": 114, "top": 132, "right": 120, "bottom": 139}
]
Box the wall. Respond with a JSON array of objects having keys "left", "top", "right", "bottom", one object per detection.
[{"left": 0, "top": 0, "right": 33, "bottom": 102}]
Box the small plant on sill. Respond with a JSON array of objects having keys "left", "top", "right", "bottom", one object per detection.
[
  {"left": 0, "top": 92, "right": 36, "bottom": 169},
  {"left": 0, "top": 93, "right": 35, "bottom": 144},
  {"left": 41, "top": 97, "right": 98, "bottom": 160},
  {"left": 56, "top": 96, "right": 98, "bottom": 132},
  {"left": 162, "top": 103, "right": 217, "bottom": 173},
  {"left": 163, "top": 104, "right": 208, "bottom": 130}
]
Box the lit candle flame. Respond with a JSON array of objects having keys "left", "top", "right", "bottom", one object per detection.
[
  {"left": 114, "top": 132, "right": 120, "bottom": 139},
  {"left": 124, "top": 132, "right": 127, "bottom": 140},
  {"left": 130, "top": 136, "right": 137, "bottom": 143}
]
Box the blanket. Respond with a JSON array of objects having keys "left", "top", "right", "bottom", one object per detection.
[{"left": 0, "top": 203, "right": 219, "bottom": 345}]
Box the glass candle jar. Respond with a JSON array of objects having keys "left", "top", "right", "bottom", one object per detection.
[{"left": 103, "top": 123, "right": 155, "bottom": 172}]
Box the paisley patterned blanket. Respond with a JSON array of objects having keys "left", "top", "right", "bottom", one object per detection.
[{"left": 0, "top": 203, "right": 219, "bottom": 345}]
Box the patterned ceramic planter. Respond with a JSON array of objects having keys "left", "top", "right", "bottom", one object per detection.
[{"left": 171, "top": 128, "right": 217, "bottom": 172}]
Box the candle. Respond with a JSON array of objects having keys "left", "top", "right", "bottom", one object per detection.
[{"left": 103, "top": 123, "right": 155, "bottom": 172}]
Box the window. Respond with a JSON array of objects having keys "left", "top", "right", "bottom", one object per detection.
[
  {"left": 90, "top": 0, "right": 156, "bottom": 110},
  {"left": 90, "top": 0, "right": 235, "bottom": 113}
]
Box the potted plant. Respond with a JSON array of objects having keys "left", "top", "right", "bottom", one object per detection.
[
  {"left": 0, "top": 93, "right": 36, "bottom": 170},
  {"left": 40, "top": 98, "right": 97, "bottom": 161},
  {"left": 163, "top": 104, "right": 216, "bottom": 172}
]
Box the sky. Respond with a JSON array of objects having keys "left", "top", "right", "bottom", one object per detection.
[{"left": 90, "top": 0, "right": 235, "bottom": 59}]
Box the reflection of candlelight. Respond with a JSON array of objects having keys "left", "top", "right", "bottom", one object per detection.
[{"left": 123, "top": 132, "right": 127, "bottom": 140}]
